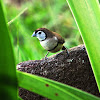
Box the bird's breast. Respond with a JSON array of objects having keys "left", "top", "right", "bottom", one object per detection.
[{"left": 40, "top": 37, "right": 58, "bottom": 51}]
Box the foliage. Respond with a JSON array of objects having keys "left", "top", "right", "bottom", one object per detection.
[
  {"left": 0, "top": 1, "right": 17, "bottom": 99},
  {"left": 17, "top": 70, "right": 100, "bottom": 100},
  {"left": 66, "top": 0, "right": 100, "bottom": 91}
]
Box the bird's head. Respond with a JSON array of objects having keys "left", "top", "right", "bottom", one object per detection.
[
  {"left": 32, "top": 28, "right": 54, "bottom": 41},
  {"left": 32, "top": 28, "right": 47, "bottom": 41}
]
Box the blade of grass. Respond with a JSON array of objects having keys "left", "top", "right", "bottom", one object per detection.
[
  {"left": 66, "top": 0, "right": 100, "bottom": 91},
  {"left": 17, "top": 71, "right": 100, "bottom": 100},
  {"left": 0, "top": 1, "right": 17, "bottom": 100},
  {"left": 18, "top": 96, "right": 23, "bottom": 100},
  {"left": 42, "top": 75, "right": 100, "bottom": 100},
  {"left": 17, "top": 71, "right": 80, "bottom": 100},
  {"left": 7, "top": 7, "right": 28, "bottom": 25}
]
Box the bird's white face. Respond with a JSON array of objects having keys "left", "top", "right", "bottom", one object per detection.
[{"left": 32, "top": 31, "right": 46, "bottom": 41}]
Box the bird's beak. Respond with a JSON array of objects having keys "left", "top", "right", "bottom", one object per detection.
[{"left": 31, "top": 32, "right": 36, "bottom": 37}]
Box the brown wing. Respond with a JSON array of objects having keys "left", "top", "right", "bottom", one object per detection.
[{"left": 52, "top": 32, "right": 65, "bottom": 44}]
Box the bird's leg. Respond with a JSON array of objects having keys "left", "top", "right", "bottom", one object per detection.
[
  {"left": 44, "top": 51, "right": 49, "bottom": 60},
  {"left": 62, "top": 46, "right": 69, "bottom": 56}
]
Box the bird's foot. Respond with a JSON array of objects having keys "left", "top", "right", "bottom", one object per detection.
[
  {"left": 44, "top": 56, "right": 48, "bottom": 60},
  {"left": 65, "top": 49, "right": 69, "bottom": 57},
  {"left": 62, "top": 46, "right": 69, "bottom": 57},
  {"left": 41, "top": 56, "right": 48, "bottom": 60},
  {"left": 43, "top": 51, "right": 49, "bottom": 60}
]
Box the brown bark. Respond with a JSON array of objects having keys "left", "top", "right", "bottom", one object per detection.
[{"left": 17, "top": 44, "right": 100, "bottom": 100}]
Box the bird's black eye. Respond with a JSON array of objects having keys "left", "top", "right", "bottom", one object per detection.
[{"left": 38, "top": 32, "right": 41, "bottom": 34}]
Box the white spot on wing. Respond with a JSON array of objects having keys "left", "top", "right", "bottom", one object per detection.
[{"left": 54, "top": 36, "right": 58, "bottom": 41}]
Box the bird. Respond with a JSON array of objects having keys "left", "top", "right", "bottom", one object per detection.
[{"left": 32, "top": 28, "right": 69, "bottom": 59}]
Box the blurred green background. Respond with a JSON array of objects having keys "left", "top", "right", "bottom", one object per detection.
[{"left": 4, "top": 0, "right": 83, "bottom": 64}]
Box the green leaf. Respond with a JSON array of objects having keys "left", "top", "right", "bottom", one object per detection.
[
  {"left": 18, "top": 96, "right": 23, "bottom": 100},
  {"left": 66, "top": 0, "right": 100, "bottom": 91},
  {"left": 0, "top": 1, "right": 17, "bottom": 100},
  {"left": 17, "top": 71, "right": 100, "bottom": 100}
]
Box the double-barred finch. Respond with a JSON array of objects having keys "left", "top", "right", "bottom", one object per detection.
[{"left": 32, "top": 28, "right": 69, "bottom": 59}]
